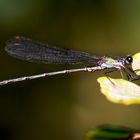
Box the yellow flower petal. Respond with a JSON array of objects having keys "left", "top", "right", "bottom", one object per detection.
[{"left": 97, "top": 77, "right": 140, "bottom": 105}]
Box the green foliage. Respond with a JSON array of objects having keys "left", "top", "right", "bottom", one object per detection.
[{"left": 85, "top": 125, "right": 140, "bottom": 140}]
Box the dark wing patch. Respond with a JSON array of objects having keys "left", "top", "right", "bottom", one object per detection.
[{"left": 5, "top": 36, "right": 100, "bottom": 65}]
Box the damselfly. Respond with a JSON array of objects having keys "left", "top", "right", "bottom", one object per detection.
[{"left": 0, "top": 36, "right": 137, "bottom": 85}]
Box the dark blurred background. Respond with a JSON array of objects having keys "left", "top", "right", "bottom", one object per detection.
[{"left": 0, "top": 0, "right": 140, "bottom": 140}]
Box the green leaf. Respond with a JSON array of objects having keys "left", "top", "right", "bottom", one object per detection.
[
  {"left": 132, "top": 52, "right": 140, "bottom": 75},
  {"left": 97, "top": 77, "right": 140, "bottom": 105},
  {"left": 85, "top": 125, "right": 140, "bottom": 140}
]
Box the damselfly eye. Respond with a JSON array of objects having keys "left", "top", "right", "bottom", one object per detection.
[{"left": 125, "top": 56, "right": 133, "bottom": 64}]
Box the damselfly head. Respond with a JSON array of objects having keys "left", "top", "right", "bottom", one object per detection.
[
  {"left": 125, "top": 56, "right": 133, "bottom": 65},
  {"left": 120, "top": 55, "right": 133, "bottom": 66}
]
